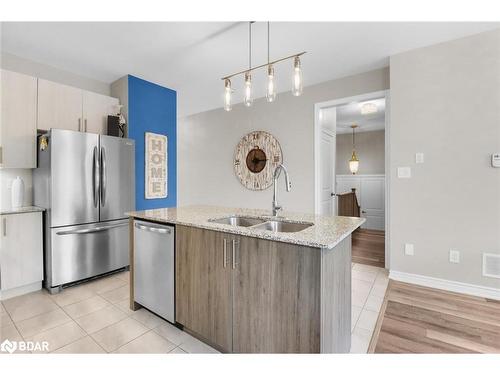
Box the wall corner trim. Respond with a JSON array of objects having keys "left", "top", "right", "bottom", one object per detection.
[{"left": 389, "top": 270, "right": 500, "bottom": 301}]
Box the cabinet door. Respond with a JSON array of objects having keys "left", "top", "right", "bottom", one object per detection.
[
  {"left": 0, "top": 70, "right": 37, "bottom": 168},
  {"left": 175, "top": 225, "right": 232, "bottom": 352},
  {"left": 37, "top": 78, "right": 83, "bottom": 131},
  {"left": 82, "top": 91, "right": 119, "bottom": 134},
  {"left": 232, "top": 236, "right": 321, "bottom": 353},
  {"left": 0, "top": 212, "right": 43, "bottom": 291}
]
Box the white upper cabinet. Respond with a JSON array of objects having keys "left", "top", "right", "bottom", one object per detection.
[
  {"left": 38, "top": 79, "right": 119, "bottom": 134},
  {"left": 37, "top": 78, "right": 83, "bottom": 132},
  {"left": 0, "top": 70, "right": 38, "bottom": 168},
  {"left": 83, "top": 91, "right": 119, "bottom": 134}
]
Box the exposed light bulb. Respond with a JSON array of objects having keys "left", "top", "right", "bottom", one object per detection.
[
  {"left": 292, "top": 56, "right": 303, "bottom": 96},
  {"left": 266, "top": 65, "right": 276, "bottom": 102},
  {"left": 244, "top": 72, "right": 253, "bottom": 107},
  {"left": 224, "top": 79, "right": 232, "bottom": 111}
]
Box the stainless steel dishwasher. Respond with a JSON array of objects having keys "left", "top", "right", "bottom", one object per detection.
[{"left": 133, "top": 220, "right": 175, "bottom": 323}]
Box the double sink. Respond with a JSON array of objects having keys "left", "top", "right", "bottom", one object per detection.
[{"left": 209, "top": 216, "right": 313, "bottom": 233}]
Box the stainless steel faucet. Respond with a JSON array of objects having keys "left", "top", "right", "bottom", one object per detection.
[{"left": 272, "top": 164, "right": 292, "bottom": 216}]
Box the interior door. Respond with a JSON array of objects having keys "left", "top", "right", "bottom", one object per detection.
[
  {"left": 360, "top": 177, "right": 385, "bottom": 230},
  {"left": 319, "top": 129, "right": 336, "bottom": 216},
  {"left": 83, "top": 91, "right": 119, "bottom": 134},
  {"left": 99, "top": 135, "right": 135, "bottom": 222},
  {"left": 51, "top": 129, "right": 99, "bottom": 227},
  {"left": 175, "top": 226, "right": 232, "bottom": 352}
]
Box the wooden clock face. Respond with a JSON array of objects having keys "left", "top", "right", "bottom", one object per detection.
[{"left": 234, "top": 131, "right": 283, "bottom": 190}]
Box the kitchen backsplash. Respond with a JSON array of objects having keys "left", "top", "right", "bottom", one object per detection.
[{"left": 0, "top": 169, "right": 33, "bottom": 209}]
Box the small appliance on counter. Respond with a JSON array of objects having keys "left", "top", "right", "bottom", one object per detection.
[{"left": 33, "top": 129, "right": 135, "bottom": 293}]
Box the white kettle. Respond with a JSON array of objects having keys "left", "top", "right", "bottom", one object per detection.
[{"left": 11, "top": 176, "right": 25, "bottom": 208}]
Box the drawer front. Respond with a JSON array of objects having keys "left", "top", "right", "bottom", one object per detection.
[{"left": 50, "top": 219, "right": 129, "bottom": 286}]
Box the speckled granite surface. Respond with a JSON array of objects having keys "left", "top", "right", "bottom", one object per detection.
[
  {"left": 127, "top": 205, "right": 365, "bottom": 249},
  {"left": 0, "top": 206, "right": 45, "bottom": 215}
]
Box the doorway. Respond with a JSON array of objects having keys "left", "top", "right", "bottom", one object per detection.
[{"left": 314, "top": 90, "right": 390, "bottom": 269}]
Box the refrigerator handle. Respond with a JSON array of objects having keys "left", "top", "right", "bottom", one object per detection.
[
  {"left": 92, "top": 146, "right": 99, "bottom": 208},
  {"left": 100, "top": 146, "right": 106, "bottom": 206}
]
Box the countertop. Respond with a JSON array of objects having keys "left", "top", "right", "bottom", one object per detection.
[
  {"left": 0, "top": 206, "right": 45, "bottom": 215},
  {"left": 127, "top": 205, "right": 365, "bottom": 249}
]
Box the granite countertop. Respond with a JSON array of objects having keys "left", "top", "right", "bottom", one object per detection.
[
  {"left": 0, "top": 206, "right": 45, "bottom": 215},
  {"left": 127, "top": 205, "right": 365, "bottom": 249}
]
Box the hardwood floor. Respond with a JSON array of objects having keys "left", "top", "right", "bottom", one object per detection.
[
  {"left": 369, "top": 280, "right": 500, "bottom": 353},
  {"left": 352, "top": 229, "right": 385, "bottom": 268}
]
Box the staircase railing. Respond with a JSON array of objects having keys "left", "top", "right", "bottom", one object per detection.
[{"left": 337, "top": 188, "right": 360, "bottom": 217}]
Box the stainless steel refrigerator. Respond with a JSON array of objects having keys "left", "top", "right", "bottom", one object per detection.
[{"left": 34, "top": 129, "right": 135, "bottom": 293}]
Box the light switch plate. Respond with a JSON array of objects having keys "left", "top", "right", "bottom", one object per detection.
[
  {"left": 449, "top": 250, "right": 460, "bottom": 263},
  {"left": 404, "top": 243, "right": 414, "bottom": 256},
  {"left": 415, "top": 153, "right": 424, "bottom": 164},
  {"left": 492, "top": 153, "right": 500, "bottom": 168},
  {"left": 398, "top": 167, "right": 411, "bottom": 178}
]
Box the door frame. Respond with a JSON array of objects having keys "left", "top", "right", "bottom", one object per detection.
[
  {"left": 319, "top": 126, "right": 336, "bottom": 216},
  {"left": 314, "top": 89, "right": 391, "bottom": 268}
]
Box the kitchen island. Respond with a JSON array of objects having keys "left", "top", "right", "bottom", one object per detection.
[{"left": 127, "top": 205, "right": 364, "bottom": 353}]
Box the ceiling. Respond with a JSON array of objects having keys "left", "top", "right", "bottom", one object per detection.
[
  {"left": 1, "top": 22, "right": 498, "bottom": 117},
  {"left": 336, "top": 98, "right": 386, "bottom": 134},
  {"left": 320, "top": 97, "right": 385, "bottom": 134}
]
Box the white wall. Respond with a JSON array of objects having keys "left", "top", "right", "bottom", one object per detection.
[
  {"left": 178, "top": 68, "right": 389, "bottom": 213},
  {"left": 389, "top": 29, "right": 500, "bottom": 289},
  {"left": 1, "top": 52, "right": 110, "bottom": 95},
  {"left": 336, "top": 130, "right": 385, "bottom": 175}
]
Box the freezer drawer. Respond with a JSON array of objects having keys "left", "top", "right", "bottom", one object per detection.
[
  {"left": 133, "top": 220, "right": 175, "bottom": 323},
  {"left": 50, "top": 219, "right": 129, "bottom": 287}
]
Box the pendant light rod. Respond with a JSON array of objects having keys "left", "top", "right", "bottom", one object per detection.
[
  {"left": 351, "top": 124, "right": 358, "bottom": 149},
  {"left": 221, "top": 51, "right": 306, "bottom": 81},
  {"left": 267, "top": 21, "right": 270, "bottom": 64},
  {"left": 249, "top": 21, "right": 253, "bottom": 69}
]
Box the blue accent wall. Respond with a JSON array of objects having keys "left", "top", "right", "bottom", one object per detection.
[{"left": 128, "top": 75, "right": 177, "bottom": 210}]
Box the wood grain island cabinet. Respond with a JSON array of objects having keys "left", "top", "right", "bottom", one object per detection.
[{"left": 175, "top": 225, "right": 351, "bottom": 353}]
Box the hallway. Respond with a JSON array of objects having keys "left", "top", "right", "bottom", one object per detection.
[{"left": 352, "top": 229, "right": 385, "bottom": 268}]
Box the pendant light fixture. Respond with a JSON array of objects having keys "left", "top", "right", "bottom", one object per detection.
[
  {"left": 349, "top": 124, "right": 360, "bottom": 174},
  {"left": 221, "top": 22, "right": 305, "bottom": 110},
  {"left": 244, "top": 22, "right": 253, "bottom": 107},
  {"left": 266, "top": 22, "right": 277, "bottom": 102},
  {"left": 292, "top": 55, "right": 303, "bottom": 96},
  {"left": 224, "top": 78, "right": 232, "bottom": 111}
]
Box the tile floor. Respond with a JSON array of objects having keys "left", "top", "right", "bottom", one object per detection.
[
  {"left": 350, "top": 263, "right": 389, "bottom": 353},
  {"left": 0, "top": 264, "right": 388, "bottom": 354}
]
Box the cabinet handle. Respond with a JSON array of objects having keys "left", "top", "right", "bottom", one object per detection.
[
  {"left": 232, "top": 239, "right": 238, "bottom": 269},
  {"left": 2, "top": 218, "right": 6, "bottom": 236},
  {"left": 223, "top": 238, "right": 227, "bottom": 268},
  {"left": 78, "top": 118, "right": 82, "bottom": 132},
  {"left": 84, "top": 119, "right": 88, "bottom": 132}
]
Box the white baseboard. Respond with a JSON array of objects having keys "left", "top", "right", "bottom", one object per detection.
[
  {"left": 389, "top": 270, "right": 500, "bottom": 301},
  {"left": 0, "top": 282, "right": 42, "bottom": 301}
]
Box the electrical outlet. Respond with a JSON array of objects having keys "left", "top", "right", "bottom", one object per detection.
[
  {"left": 404, "top": 243, "right": 414, "bottom": 256},
  {"left": 449, "top": 250, "right": 460, "bottom": 263},
  {"left": 398, "top": 167, "right": 411, "bottom": 178},
  {"left": 415, "top": 153, "right": 424, "bottom": 164}
]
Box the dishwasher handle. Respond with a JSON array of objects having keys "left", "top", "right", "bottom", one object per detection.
[{"left": 134, "top": 222, "right": 172, "bottom": 235}]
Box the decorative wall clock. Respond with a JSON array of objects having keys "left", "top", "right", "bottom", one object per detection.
[{"left": 234, "top": 131, "right": 283, "bottom": 190}]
